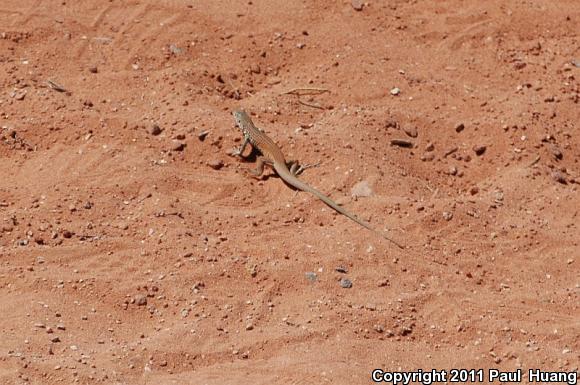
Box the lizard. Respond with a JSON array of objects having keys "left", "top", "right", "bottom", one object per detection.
[{"left": 232, "top": 109, "right": 404, "bottom": 249}]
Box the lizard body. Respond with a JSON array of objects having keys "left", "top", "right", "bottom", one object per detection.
[{"left": 232, "top": 109, "right": 403, "bottom": 248}]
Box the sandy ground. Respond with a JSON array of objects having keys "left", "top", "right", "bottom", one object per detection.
[{"left": 1, "top": 1, "right": 579, "bottom": 384}]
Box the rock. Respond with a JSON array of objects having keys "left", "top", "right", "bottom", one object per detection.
[
  {"left": 351, "top": 180, "right": 373, "bottom": 198},
  {"left": 473, "top": 145, "right": 486, "bottom": 156},
  {"left": 442, "top": 211, "right": 453, "bottom": 221},
  {"left": 424, "top": 142, "right": 434, "bottom": 152},
  {"left": 305, "top": 272, "right": 317, "bottom": 282},
  {"left": 88, "top": 66, "right": 98, "bottom": 74},
  {"left": 455, "top": 123, "right": 465, "bottom": 133},
  {"left": 149, "top": 124, "right": 162, "bottom": 136},
  {"left": 351, "top": 0, "right": 364, "bottom": 11},
  {"left": 470, "top": 186, "right": 479, "bottom": 195},
  {"left": 340, "top": 278, "right": 352, "bottom": 288},
  {"left": 390, "top": 87, "right": 401, "bottom": 96},
  {"left": 403, "top": 125, "right": 418, "bottom": 138},
  {"left": 207, "top": 159, "right": 224, "bottom": 170},
  {"left": 548, "top": 144, "right": 563, "bottom": 160},
  {"left": 135, "top": 294, "right": 147, "bottom": 306},
  {"left": 390, "top": 139, "right": 413, "bottom": 148},
  {"left": 197, "top": 131, "right": 209, "bottom": 141},
  {"left": 169, "top": 44, "right": 182, "bottom": 55},
  {"left": 421, "top": 152, "right": 435, "bottom": 162},
  {"left": 551, "top": 170, "right": 567, "bottom": 184},
  {"left": 171, "top": 141, "right": 186, "bottom": 151}
]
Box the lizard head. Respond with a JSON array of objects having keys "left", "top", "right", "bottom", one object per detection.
[{"left": 232, "top": 109, "right": 247, "bottom": 129}]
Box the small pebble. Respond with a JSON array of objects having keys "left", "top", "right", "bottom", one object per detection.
[
  {"left": 351, "top": 0, "right": 364, "bottom": 11},
  {"left": 390, "top": 87, "right": 401, "bottom": 96},
  {"left": 390, "top": 139, "right": 413, "bottom": 148},
  {"left": 403, "top": 126, "right": 418, "bottom": 138},
  {"left": 351, "top": 180, "right": 373, "bottom": 198},
  {"left": 88, "top": 66, "right": 98, "bottom": 74},
  {"left": 305, "top": 272, "right": 318, "bottom": 282},
  {"left": 171, "top": 141, "right": 186, "bottom": 151},
  {"left": 340, "top": 278, "right": 353, "bottom": 288},
  {"left": 455, "top": 123, "right": 465, "bottom": 133},
  {"left": 442, "top": 211, "right": 453, "bottom": 221},
  {"left": 473, "top": 145, "right": 486, "bottom": 156},
  {"left": 149, "top": 124, "right": 162, "bottom": 136},
  {"left": 551, "top": 170, "right": 567, "bottom": 184},
  {"left": 207, "top": 159, "right": 224, "bottom": 170},
  {"left": 135, "top": 294, "right": 147, "bottom": 306}
]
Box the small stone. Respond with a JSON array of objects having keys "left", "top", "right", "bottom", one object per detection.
[
  {"left": 390, "top": 139, "right": 413, "bottom": 148},
  {"left": 373, "top": 324, "right": 384, "bottom": 333},
  {"left": 50, "top": 336, "right": 60, "bottom": 343},
  {"left": 403, "top": 126, "right": 418, "bottom": 138},
  {"left": 455, "top": 123, "right": 465, "bottom": 133},
  {"left": 169, "top": 44, "right": 182, "bottom": 55},
  {"left": 351, "top": 180, "right": 373, "bottom": 198},
  {"left": 335, "top": 266, "right": 348, "bottom": 274},
  {"left": 207, "top": 159, "right": 224, "bottom": 170},
  {"left": 470, "top": 186, "right": 479, "bottom": 195},
  {"left": 442, "top": 211, "right": 453, "bottom": 221},
  {"left": 377, "top": 279, "right": 390, "bottom": 287},
  {"left": 339, "top": 278, "right": 353, "bottom": 288},
  {"left": 305, "top": 272, "right": 317, "bottom": 282},
  {"left": 88, "top": 66, "right": 98, "bottom": 74},
  {"left": 448, "top": 166, "right": 458, "bottom": 176},
  {"left": 421, "top": 153, "right": 435, "bottom": 162},
  {"left": 250, "top": 64, "right": 261, "bottom": 74},
  {"left": 390, "top": 87, "right": 401, "bottom": 96},
  {"left": 424, "top": 142, "right": 434, "bottom": 152},
  {"left": 548, "top": 144, "right": 563, "bottom": 160},
  {"left": 171, "top": 141, "right": 186, "bottom": 151},
  {"left": 245, "top": 323, "right": 254, "bottom": 331},
  {"left": 149, "top": 124, "right": 162, "bottom": 136},
  {"left": 473, "top": 145, "right": 486, "bottom": 156},
  {"left": 62, "top": 230, "right": 73, "bottom": 239},
  {"left": 197, "top": 131, "right": 209, "bottom": 141},
  {"left": 351, "top": 0, "right": 364, "bottom": 11},
  {"left": 551, "top": 170, "right": 567, "bottom": 184},
  {"left": 135, "top": 294, "right": 147, "bottom": 306}
]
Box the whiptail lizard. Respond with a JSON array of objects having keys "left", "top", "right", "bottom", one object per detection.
[{"left": 232, "top": 109, "right": 404, "bottom": 248}]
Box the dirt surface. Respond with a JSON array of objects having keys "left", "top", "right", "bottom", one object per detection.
[{"left": 1, "top": 1, "right": 579, "bottom": 384}]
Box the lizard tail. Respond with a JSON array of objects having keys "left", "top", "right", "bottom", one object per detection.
[{"left": 275, "top": 166, "right": 404, "bottom": 249}]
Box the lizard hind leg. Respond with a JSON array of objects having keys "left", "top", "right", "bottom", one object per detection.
[
  {"left": 248, "top": 156, "right": 270, "bottom": 179},
  {"left": 287, "top": 160, "right": 320, "bottom": 176}
]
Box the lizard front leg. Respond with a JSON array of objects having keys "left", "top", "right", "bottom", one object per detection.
[{"left": 232, "top": 137, "right": 251, "bottom": 157}]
